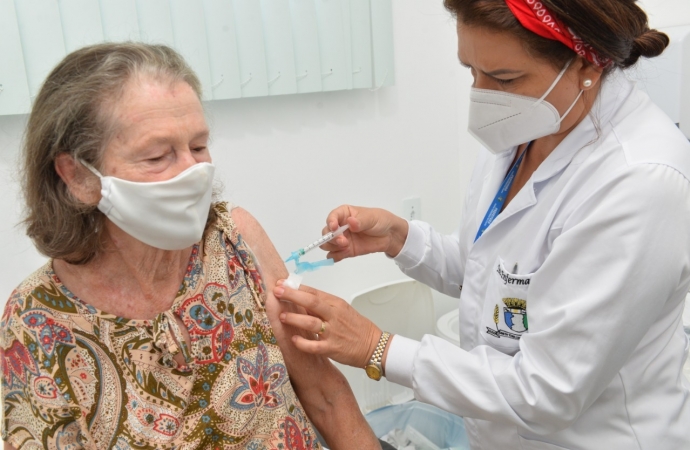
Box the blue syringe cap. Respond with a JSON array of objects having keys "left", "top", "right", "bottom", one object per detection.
[{"left": 284, "top": 251, "right": 302, "bottom": 263}]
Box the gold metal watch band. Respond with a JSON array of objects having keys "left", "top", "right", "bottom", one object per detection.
[
  {"left": 369, "top": 331, "right": 391, "bottom": 366},
  {"left": 364, "top": 331, "right": 392, "bottom": 380}
]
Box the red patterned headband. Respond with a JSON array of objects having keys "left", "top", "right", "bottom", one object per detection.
[{"left": 504, "top": 0, "right": 612, "bottom": 68}]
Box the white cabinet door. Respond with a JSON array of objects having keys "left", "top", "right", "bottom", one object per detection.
[
  {"left": 100, "top": 0, "right": 140, "bottom": 42},
  {"left": 314, "top": 0, "right": 351, "bottom": 92},
  {"left": 203, "top": 0, "right": 242, "bottom": 100},
  {"left": 0, "top": 0, "right": 31, "bottom": 115},
  {"left": 289, "top": 0, "right": 322, "bottom": 94},
  {"left": 349, "top": 0, "right": 373, "bottom": 89},
  {"left": 2, "top": 0, "right": 396, "bottom": 115},
  {"left": 260, "top": 0, "right": 298, "bottom": 96},
  {"left": 233, "top": 0, "right": 268, "bottom": 98},
  {"left": 371, "top": 0, "right": 395, "bottom": 89},
  {"left": 15, "top": 0, "right": 67, "bottom": 98},
  {"left": 135, "top": 0, "right": 175, "bottom": 46},
  {"left": 170, "top": 0, "right": 213, "bottom": 100},
  {"left": 59, "top": 0, "right": 104, "bottom": 52}
]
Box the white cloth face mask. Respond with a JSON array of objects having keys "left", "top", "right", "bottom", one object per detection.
[
  {"left": 81, "top": 160, "right": 215, "bottom": 250},
  {"left": 468, "top": 60, "right": 583, "bottom": 154}
]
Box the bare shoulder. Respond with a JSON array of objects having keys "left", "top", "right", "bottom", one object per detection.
[{"left": 230, "top": 207, "right": 288, "bottom": 284}]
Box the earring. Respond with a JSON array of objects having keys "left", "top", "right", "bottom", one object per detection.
[{"left": 583, "top": 79, "right": 593, "bottom": 88}]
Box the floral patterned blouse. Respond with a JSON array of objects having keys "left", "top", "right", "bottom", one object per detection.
[{"left": 1, "top": 203, "right": 321, "bottom": 450}]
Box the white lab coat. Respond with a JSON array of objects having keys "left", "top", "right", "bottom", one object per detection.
[{"left": 385, "top": 71, "right": 690, "bottom": 449}]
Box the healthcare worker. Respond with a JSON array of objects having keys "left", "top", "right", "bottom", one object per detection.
[{"left": 273, "top": 0, "right": 690, "bottom": 449}]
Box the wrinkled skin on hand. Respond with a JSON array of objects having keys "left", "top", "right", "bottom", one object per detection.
[{"left": 273, "top": 282, "right": 382, "bottom": 370}]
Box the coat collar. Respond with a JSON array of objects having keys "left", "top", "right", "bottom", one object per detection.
[
  {"left": 532, "top": 70, "right": 635, "bottom": 184},
  {"left": 474, "top": 70, "right": 636, "bottom": 240}
]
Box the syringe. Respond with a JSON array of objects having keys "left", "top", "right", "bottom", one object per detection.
[{"left": 285, "top": 224, "right": 350, "bottom": 263}]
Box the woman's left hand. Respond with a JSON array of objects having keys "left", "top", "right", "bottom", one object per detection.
[{"left": 273, "top": 281, "right": 382, "bottom": 368}]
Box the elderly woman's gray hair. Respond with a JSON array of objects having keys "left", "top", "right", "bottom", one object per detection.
[{"left": 21, "top": 42, "right": 214, "bottom": 264}]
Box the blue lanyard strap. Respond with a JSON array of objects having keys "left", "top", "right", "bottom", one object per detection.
[{"left": 474, "top": 142, "right": 531, "bottom": 242}]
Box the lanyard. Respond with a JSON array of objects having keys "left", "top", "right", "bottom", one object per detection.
[{"left": 474, "top": 142, "right": 532, "bottom": 242}]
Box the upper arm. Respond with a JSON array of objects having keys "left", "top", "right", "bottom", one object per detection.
[
  {"left": 230, "top": 208, "right": 381, "bottom": 448},
  {"left": 230, "top": 207, "right": 313, "bottom": 344},
  {"left": 229, "top": 207, "right": 338, "bottom": 366},
  {"left": 230, "top": 207, "right": 289, "bottom": 289}
]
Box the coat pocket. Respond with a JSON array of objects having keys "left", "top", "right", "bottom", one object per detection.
[{"left": 479, "top": 256, "right": 533, "bottom": 355}]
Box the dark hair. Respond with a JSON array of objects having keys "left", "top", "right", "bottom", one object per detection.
[{"left": 444, "top": 0, "right": 669, "bottom": 70}]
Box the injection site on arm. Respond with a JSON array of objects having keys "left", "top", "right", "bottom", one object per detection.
[{"left": 283, "top": 225, "right": 350, "bottom": 289}]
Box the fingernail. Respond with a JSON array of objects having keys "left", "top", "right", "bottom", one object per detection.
[
  {"left": 274, "top": 287, "right": 285, "bottom": 297},
  {"left": 276, "top": 279, "right": 284, "bottom": 286},
  {"left": 279, "top": 313, "right": 286, "bottom": 321}
]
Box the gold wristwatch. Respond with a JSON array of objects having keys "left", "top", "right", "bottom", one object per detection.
[{"left": 365, "top": 331, "right": 392, "bottom": 381}]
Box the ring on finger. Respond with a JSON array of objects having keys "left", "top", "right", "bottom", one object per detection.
[{"left": 317, "top": 321, "right": 326, "bottom": 335}]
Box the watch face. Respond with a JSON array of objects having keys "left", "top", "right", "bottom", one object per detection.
[{"left": 365, "top": 364, "right": 382, "bottom": 381}]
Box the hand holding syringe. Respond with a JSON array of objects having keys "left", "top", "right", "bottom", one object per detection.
[{"left": 283, "top": 224, "right": 350, "bottom": 289}]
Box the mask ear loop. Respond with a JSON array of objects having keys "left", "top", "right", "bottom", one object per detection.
[
  {"left": 80, "top": 159, "right": 104, "bottom": 178},
  {"left": 555, "top": 89, "right": 584, "bottom": 125},
  {"left": 531, "top": 58, "right": 574, "bottom": 108}
]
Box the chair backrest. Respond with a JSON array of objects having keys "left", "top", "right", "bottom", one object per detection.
[
  {"left": 336, "top": 279, "right": 436, "bottom": 413},
  {"left": 351, "top": 279, "right": 436, "bottom": 340}
]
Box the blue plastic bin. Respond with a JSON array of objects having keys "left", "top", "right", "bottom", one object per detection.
[{"left": 365, "top": 400, "right": 471, "bottom": 450}]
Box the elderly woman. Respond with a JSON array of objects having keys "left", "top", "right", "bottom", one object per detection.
[{"left": 1, "top": 43, "right": 379, "bottom": 450}]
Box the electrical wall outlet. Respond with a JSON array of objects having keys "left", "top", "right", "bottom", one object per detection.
[{"left": 403, "top": 197, "right": 421, "bottom": 221}]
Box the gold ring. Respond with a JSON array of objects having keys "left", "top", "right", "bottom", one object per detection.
[{"left": 317, "top": 321, "right": 326, "bottom": 335}]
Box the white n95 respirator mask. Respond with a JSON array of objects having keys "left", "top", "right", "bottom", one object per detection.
[
  {"left": 468, "top": 60, "right": 583, "bottom": 154},
  {"left": 81, "top": 160, "right": 215, "bottom": 250}
]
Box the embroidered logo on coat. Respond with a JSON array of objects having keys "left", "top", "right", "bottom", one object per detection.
[{"left": 486, "top": 297, "right": 528, "bottom": 340}]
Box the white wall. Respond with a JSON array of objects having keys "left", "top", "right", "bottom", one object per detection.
[
  {"left": 0, "top": 1, "right": 477, "bottom": 319},
  {"left": 641, "top": 0, "right": 690, "bottom": 28}
]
